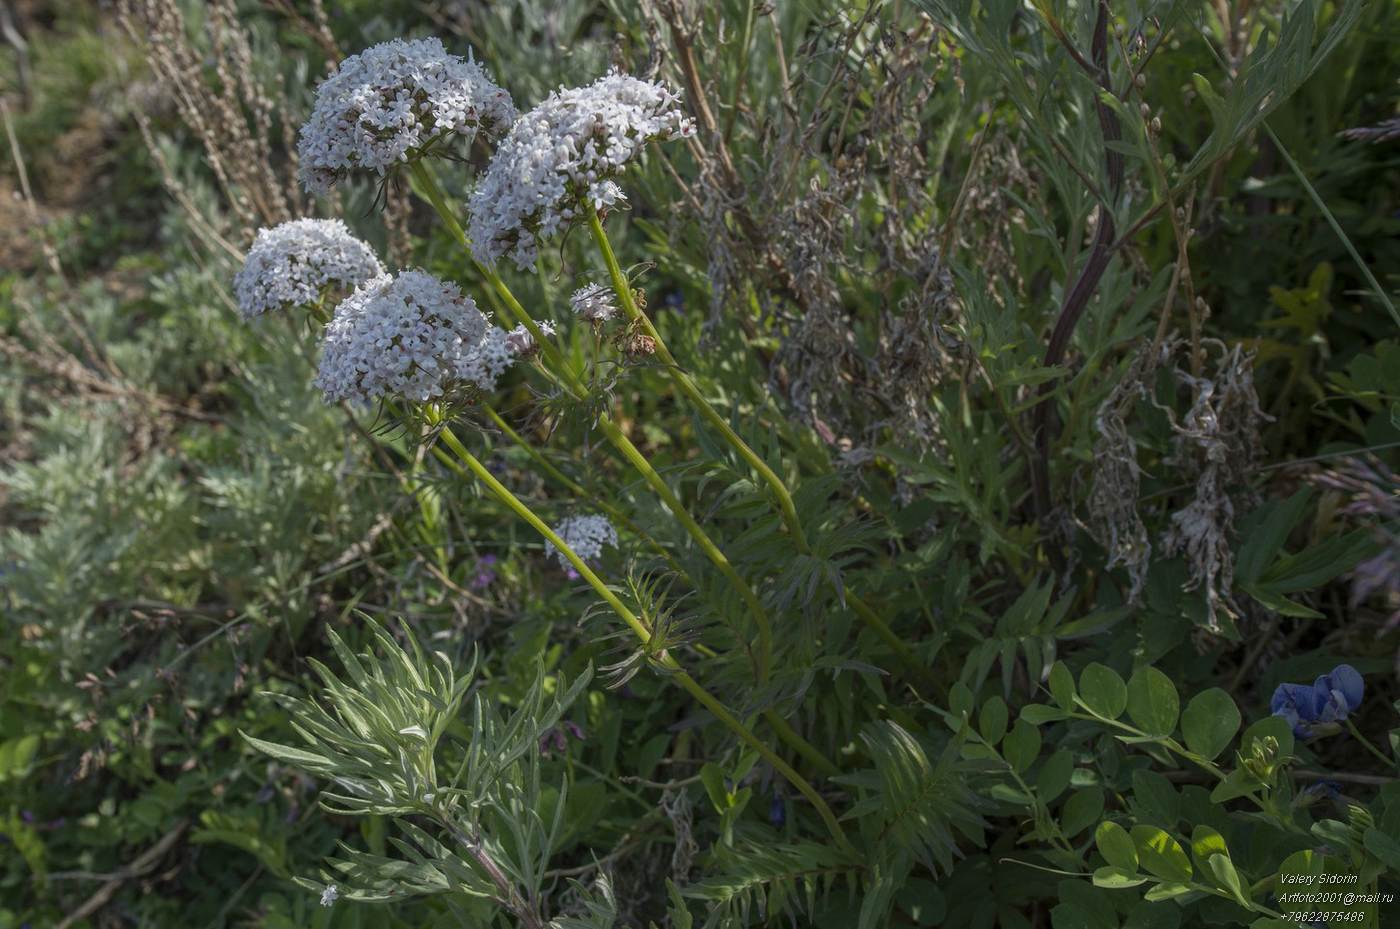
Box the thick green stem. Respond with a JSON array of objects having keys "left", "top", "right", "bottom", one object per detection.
[
  {"left": 428, "top": 418, "right": 852, "bottom": 852},
  {"left": 586, "top": 208, "right": 809, "bottom": 549},
  {"left": 408, "top": 161, "right": 774, "bottom": 680},
  {"left": 481, "top": 402, "right": 683, "bottom": 576},
  {"left": 586, "top": 207, "right": 935, "bottom": 691}
]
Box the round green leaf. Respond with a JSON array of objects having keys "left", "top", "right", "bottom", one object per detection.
[
  {"left": 1004, "top": 718, "right": 1042, "bottom": 773},
  {"left": 1181, "top": 688, "right": 1240, "bottom": 761},
  {"left": 1095, "top": 821, "right": 1138, "bottom": 871},
  {"left": 1036, "top": 750, "right": 1074, "bottom": 803},
  {"left": 1126, "top": 666, "right": 1179, "bottom": 737},
  {"left": 1061, "top": 787, "right": 1106, "bottom": 838},
  {"left": 1078, "top": 663, "right": 1128, "bottom": 719}
]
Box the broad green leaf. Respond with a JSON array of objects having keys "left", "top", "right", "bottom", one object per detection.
[
  {"left": 1036, "top": 750, "right": 1074, "bottom": 804},
  {"left": 1131, "top": 770, "right": 1180, "bottom": 828},
  {"left": 1095, "top": 821, "right": 1138, "bottom": 871},
  {"left": 1181, "top": 689, "right": 1240, "bottom": 761},
  {"left": 1061, "top": 787, "right": 1105, "bottom": 838},
  {"left": 1126, "top": 667, "right": 1179, "bottom": 738},
  {"left": 1131, "top": 826, "right": 1192, "bottom": 882},
  {"left": 1363, "top": 828, "right": 1400, "bottom": 870},
  {"left": 1078, "top": 664, "right": 1128, "bottom": 720},
  {"left": 1189, "top": 825, "right": 1229, "bottom": 871}
]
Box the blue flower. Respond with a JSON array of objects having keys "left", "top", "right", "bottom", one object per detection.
[{"left": 1270, "top": 664, "right": 1364, "bottom": 738}]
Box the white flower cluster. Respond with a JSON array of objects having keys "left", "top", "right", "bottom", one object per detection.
[
  {"left": 320, "top": 884, "right": 339, "bottom": 907},
  {"left": 298, "top": 38, "right": 517, "bottom": 195},
  {"left": 569, "top": 283, "right": 618, "bottom": 323},
  {"left": 233, "top": 219, "right": 384, "bottom": 319},
  {"left": 315, "top": 269, "right": 515, "bottom": 404},
  {"left": 545, "top": 514, "right": 618, "bottom": 569},
  {"left": 504, "top": 320, "right": 554, "bottom": 356},
  {"left": 468, "top": 71, "right": 695, "bottom": 269}
]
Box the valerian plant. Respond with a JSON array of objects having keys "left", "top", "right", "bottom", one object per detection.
[
  {"left": 213, "top": 2, "right": 1400, "bottom": 920},
  {"left": 6, "top": 0, "right": 1400, "bottom": 927}
]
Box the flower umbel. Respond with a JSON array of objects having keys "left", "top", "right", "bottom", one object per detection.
[
  {"left": 544, "top": 514, "right": 618, "bottom": 571},
  {"left": 315, "top": 269, "right": 512, "bottom": 404},
  {"left": 233, "top": 219, "right": 384, "bottom": 319},
  {"left": 1270, "top": 664, "right": 1365, "bottom": 738},
  {"left": 569, "top": 282, "right": 618, "bottom": 324},
  {"left": 468, "top": 70, "right": 695, "bottom": 270},
  {"left": 298, "top": 38, "right": 516, "bottom": 195}
]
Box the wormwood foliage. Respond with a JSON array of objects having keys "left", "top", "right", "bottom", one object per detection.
[{"left": 2, "top": 0, "right": 1399, "bottom": 927}]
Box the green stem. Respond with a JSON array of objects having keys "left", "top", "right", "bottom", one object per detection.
[
  {"left": 1346, "top": 719, "right": 1399, "bottom": 771},
  {"left": 1264, "top": 128, "right": 1399, "bottom": 329},
  {"left": 408, "top": 161, "right": 774, "bottom": 681},
  {"left": 481, "top": 401, "right": 684, "bottom": 576},
  {"left": 586, "top": 207, "right": 934, "bottom": 691},
  {"left": 586, "top": 207, "right": 810, "bottom": 549},
  {"left": 428, "top": 417, "right": 852, "bottom": 853}
]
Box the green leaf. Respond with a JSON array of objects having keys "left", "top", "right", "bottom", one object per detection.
[
  {"left": 979, "top": 697, "right": 1009, "bottom": 745},
  {"left": 240, "top": 732, "right": 334, "bottom": 771},
  {"left": 1131, "top": 826, "right": 1193, "bottom": 882},
  {"left": 1131, "top": 770, "right": 1180, "bottom": 828},
  {"left": 1142, "top": 883, "right": 1194, "bottom": 902},
  {"left": 1095, "top": 821, "right": 1138, "bottom": 871},
  {"left": 1004, "top": 719, "right": 1042, "bottom": 774},
  {"left": 1180, "top": 689, "right": 1240, "bottom": 761},
  {"left": 949, "top": 681, "right": 975, "bottom": 723},
  {"left": 699, "top": 763, "right": 730, "bottom": 813},
  {"left": 1126, "top": 667, "right": 1179, "bottom": 738},
  {"left": 1078, "top": 664, "right": 1128, "bottom": 720},
  {"left": 1206, "top": 854, "right": 1250, "bottom": 908},
  {"left": 1092, "top": 866, "right": 1147, "bottom": 888},
  {"left": 1363, "top": 828, "right": 1400, "bottom": 870},
  {"left": 1189, "top": 826, "right": 1229, "bottom": 870},
  {"left": 1049, "top": 661, "right": 1077, "bottom": 710},
  {"left": 1061, "top": 787, "right": 1105, "bottom": 838},
  {"left": 1209, "top": 769, "right": 1260, "bottom": 804},
  {"left": 0, "top": 735, "right": 40, "bottom": 782},
  {"left": 1036, "top": 750, "right": 1074, "bottom": 804},
  {"left": 1235, "top": 489, "right": 1312, "bottom": 584},
  {"left": 1020, "top": 704, "right": 1070, "bottom": 725}
]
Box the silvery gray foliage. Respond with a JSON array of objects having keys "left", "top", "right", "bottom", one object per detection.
[
  {"left": 545, "top": 514, "right": 617, "bottom": 569},
  {"left": 468, "top": 70, "right": 695, "bottom": 270},
  {"left": 569, "top": 283, "right": 617, "bottom": 323},
  {"left": 243, "top": 621, "right": 594, "bottom": 916},
  {"left": 298, "top": 37, "right": 517, "bottom": 195},
  {"left": 232, "top": 219, "right": 384, "bottom": 318},
  {"left": 315, "top": 269, "right": 516, "bottom": 404}
]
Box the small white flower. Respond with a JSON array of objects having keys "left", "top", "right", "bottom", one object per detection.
[
  {"left": 315, "top": 269, "right": 512, "bottom": 404},
  {"left": 569, "top": 283, "right": 618, "bottom": 323},
  {"left": 233, "top": 219, "right": 383, "bottom": 319},
  {"left": 503, "top": 321, "right": 555, "bottom": 356},
  {"left": 545, "top": 514, "right": 618, "bottom": 569},
  {"left": 468, "top": 71, "right": 695, "bottom": 270},
  {"left": 320, "top": 884, "right": 339, "bottom": 907},
  {"left": 298, "top": 38, "right": 517, "bottom": 195}
]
